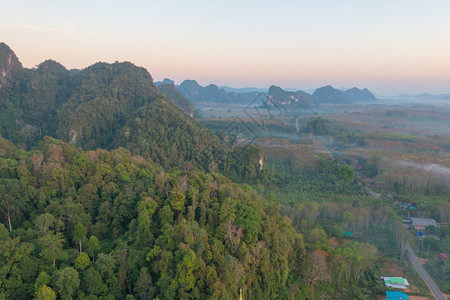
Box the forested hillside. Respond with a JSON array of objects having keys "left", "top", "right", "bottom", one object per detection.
[
  {"left": 0, "top": 43, "right": 264, "bottom": 180},
  {"left": 0, "top": 136, "right": 309, "bottom": 299},
  {"left": 156, "top": 83, "right": 196, "bottom": 116}
]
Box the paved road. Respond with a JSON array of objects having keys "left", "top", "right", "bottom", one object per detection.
[
  {"left": 405, "top": 243, "right": 447, "bottom": 300},
  {"left": 364, "top": 187, "right": 446, "bottom": 299},
  {"left": 364, "top": 187, "right": 380, "bottom": 199}
]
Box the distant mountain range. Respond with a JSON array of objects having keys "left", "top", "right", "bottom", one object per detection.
[
  {"left": 267, "top": 85, "right": 377, "bottom": 109},
  {"left": 156, "top": 78, "right": 378, "bottom": 107},
  {"left": 218, "top": 86, "right": 267, "bottom": 94},
  {"left": 156, "top": 79, "right": 260, "bottom": 104},
  {"left": 396, "top": 93, "right": 450, "bottom": 100}
]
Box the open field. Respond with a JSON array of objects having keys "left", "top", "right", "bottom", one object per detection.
[{"left": 197, "top": 100, "right": 450, "bottom": 297}]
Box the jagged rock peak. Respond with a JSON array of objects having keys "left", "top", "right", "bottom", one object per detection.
[{"left": 0, "top": 42, "right": 22, "bottom": 87}]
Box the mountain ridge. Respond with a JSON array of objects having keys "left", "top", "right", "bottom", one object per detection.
[
  {"left": 167, "top": 78, "right": 378, "bottom": 105},
  {"left": 267, "top": 85, "right": 317, "bottom": 108},
  {"left": 0, "top": 43, "right": 266, "bottom": 177}
]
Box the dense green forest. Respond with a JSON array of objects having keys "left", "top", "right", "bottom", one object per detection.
[
  {"left": 0, "top": 134, "right": 392, "bottom": 299},
  {"left": 156, "top": 84, "right": 196, "bottom": 117},
  {"left": 0, "top": 136, "right": 309, "bottom": 299}
]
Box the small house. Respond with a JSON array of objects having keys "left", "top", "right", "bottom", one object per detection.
[
  {"left": 410, "top": 217, "right": 438, "bottom": 231},
  {"left": 383, "top": 277, "right": 409, "bottom": 289}
]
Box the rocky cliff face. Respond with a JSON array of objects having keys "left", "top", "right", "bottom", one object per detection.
[
  {"left": 0, "top": 42, "right": 22, "bottom": 88},
  {"left": 267, "top": 85, "right": 316, "bottom": 108}
]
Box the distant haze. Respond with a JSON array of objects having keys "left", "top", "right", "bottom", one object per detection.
[{"left": 2, "top": 0, "right": 450, "bottom": 95}]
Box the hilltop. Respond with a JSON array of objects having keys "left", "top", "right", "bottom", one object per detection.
[{"left": 0, "top": 43, "right": 265, "bottom": 176}]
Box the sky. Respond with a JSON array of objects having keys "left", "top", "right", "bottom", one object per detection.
[{"left": 1, "top": 0, "right": 450, "bottom": 95}]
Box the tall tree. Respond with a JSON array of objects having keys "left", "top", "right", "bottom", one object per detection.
[
  {"left": 55, "top": 267, "right": 80, "bottom": 300},
  {"left": 135, "top": 267, "right": 152, "bottom": 300},
  {"left": 35, "top": 284, "right": 56, "bottom": 300},
  {"left": 34, "top": 213, "right": 55, "bottom": 236},
  {"left": 38, "top": 232, "right": 68, "bottom": 266},
  {"left": 0, "top": 178, "right": 30, "bottom": 232},
  {"left": 82, "top": 267, "right": 103, "bottom": 296},
  {"left": 136, "top": 197, "right": 157, "bottom": 247},
  {"left": 86, "top": 235, "right": 101, "bottom": 262},
  {"left": 73, "top": 222, "right": 87, "bottom": 253}
]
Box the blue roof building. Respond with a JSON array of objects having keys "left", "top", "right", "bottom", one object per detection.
[{"left": 385, "top": 291, "right": 409, "bottom": 300}]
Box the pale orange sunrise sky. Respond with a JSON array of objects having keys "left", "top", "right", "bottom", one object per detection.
[{"left": 1, "top": 0, "right": 450, "bottom": 95}]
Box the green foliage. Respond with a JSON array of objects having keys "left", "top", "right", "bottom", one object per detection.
[
  {"left": 82, "top": 267, "right": 103, "bottom": 296},
  {"left": 305, "top": 116, "right": 329, "bottom": 135},
  {"left": 73, "top": 222, "right": 87, "bottom": 252},
  {"left": 425, "top": 225, "right": 440, "bottom": 236},
  {"left": 157, "top": 83, "right": 196, "bottom": 116},
  {"left": 158, "top": 205, "right": 174, "bottom": 228},
  {"left": 87, "top": 235, "right": 101, "bottom": 261},
  {"left": 75, "top": 253, "right": 91, "bottom": 271},
  {"left": 338, "top": 165, "right": 355, "bottom": 184},
  {"left": 357, "top": 157, "right": 378, "bottom": 178},
  {"left": 55, "top": 267, "right": 80, "bottom": 300},
  {"left": 423, "top": 237, "right": 441, "bottom": 252},
  {"left": 0, "top": 178, "right": 31, "bottom": 232},
  {"left": 425, "top": 257, "right": 450, "bottom": 293},
  {"left": 235, "top": 203, "right": 262, "bottom": 244},
  {"left": 38, "top": 232, "right": 68, "bottom": 266},
  {"left": 34, "top": 271, "right": 51, "bottom": 291},
  {"left": 0, "top": 236, "right": 34, "bottom": 298},
  {"left": 134, "top": 267, "right": 152, "bottom": 299},
  {"left": 35, "top": 284, "right": 56, "bottom": 300},
  {"left": 226, "top": 144, "right": 265, "bottom": 183},
  {"left": 169, "top": 187, "right": 186, "bottom": 213},
  {"left": 34, "top": 213, "right": 58, "bottom": 236},
  {"left": 0, "top": 223, "right": 8, "bottom": 240},
  {"left": 0, "top": 138, "right": 309, "bottom": 299}
]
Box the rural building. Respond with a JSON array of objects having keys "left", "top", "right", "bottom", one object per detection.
[
  {"left": 410, "top": 217, "right": 438, "bottom": 230},
  {"left": 382, "top": 277, "right": 409, "bottom": 289},
  {"left": 385, "top": 291, "right": 409, "bottom": 300}
]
